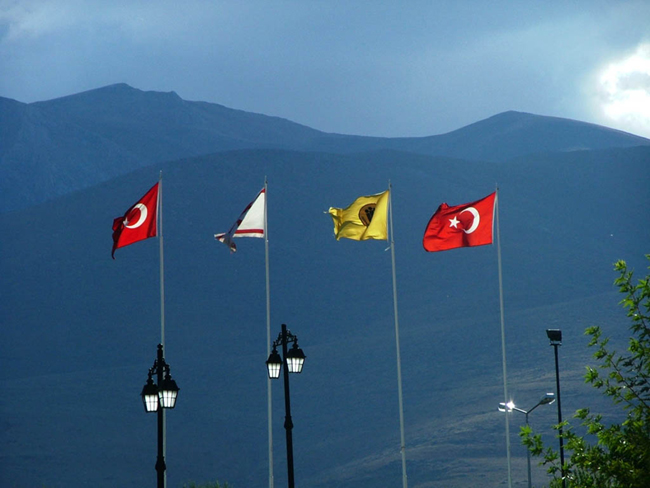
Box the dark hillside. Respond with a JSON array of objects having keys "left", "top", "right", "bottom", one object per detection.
[
  {"left": 398, "top": 111, "right": 650, "bottom": 161},
  {"left": 1, "top": 146, "right": 648, "bottom": 488},
  {"left": 2, "top": 84, "right": 648, "bottom": 212},
  {"left": 0, "top": 84, "right": 323, "bottom": 211}
]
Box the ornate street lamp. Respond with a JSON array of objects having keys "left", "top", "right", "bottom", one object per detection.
[
  {"left": 141, "top": 344, "right": 180, "bottom": 488},
  {"left": 266, "top": 324, "right": 306, "bottom": 488}
]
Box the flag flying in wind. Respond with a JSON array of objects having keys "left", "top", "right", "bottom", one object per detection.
[
  {"left": 328, "top": 190, "right": 389, "bottom": 241},
  {"left": 111, "top": 183, "right": 159, "bottom": 258},
  {"left": 215, "top": 188, "right": 265, "bottom": 252},
  {"left": 422, "top": 192, "right": 496, "bottom": 252}
]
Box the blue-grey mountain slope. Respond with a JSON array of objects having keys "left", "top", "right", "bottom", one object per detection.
[
  {"left": 1, "top": 83, "right": 649, "bottom": 212},
  {"left": 1, "top": 145, "right": 648, "bottom": 488}
]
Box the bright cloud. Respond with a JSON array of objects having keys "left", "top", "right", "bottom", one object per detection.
[
  {"left": 0, "top": 0, "right": 86, "bottom": 41},
  {"left": 597, "top": 43, "right": 650, "bottom": 138}
]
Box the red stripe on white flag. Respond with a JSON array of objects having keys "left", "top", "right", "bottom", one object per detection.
[{"left": 215, "top": 188, "right": 265, "bottom": 252}]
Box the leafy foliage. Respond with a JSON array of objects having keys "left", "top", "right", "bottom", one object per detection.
[{"left": 521, "top": 255, "right": 650, "bottom": 487}]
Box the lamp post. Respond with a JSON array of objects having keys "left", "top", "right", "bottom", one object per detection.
[
  {"left": 141, "top": 344, "right": 180, "bottom": 488},
  {"left": 266, "top": 324, "right": 306, "bottom": 488},
  {"left": 499, "top": 393, "right": 556, "bottom": 488},
  {"left": 546, "top": 329, "right": 565, "bottom": 488}
]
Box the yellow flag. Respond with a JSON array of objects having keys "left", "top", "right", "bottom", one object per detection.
[{"left": 328, "top": 190, "right": 389, "bottom": 241}]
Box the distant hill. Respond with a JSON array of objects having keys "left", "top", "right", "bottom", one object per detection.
[
  {"left": 0, "top": 84, "right": 323, "bottom": 212},
  {"left": 1, "top": 144, "right": 649, "bottom": 488},
  {"left": 1, "top": 83, "right": 649, "bottom": 487},
  {"left": 1, "top": 83, "right": 649, "bottom": 212},
  {"left": 392, "top": 110, "right": 650, "bottom": 161}
]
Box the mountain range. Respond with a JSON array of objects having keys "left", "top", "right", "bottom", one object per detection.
[
  {"left": 1, "top": 83, "right": 648, "bottom": 213},
  {"left": 1, "top": 85, "right": 649, "bottom": 488}
]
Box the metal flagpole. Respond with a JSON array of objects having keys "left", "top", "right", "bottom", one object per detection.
[
  {"left": 159, "top": 171, "right": 165, "bottom": 347},
  {"left": 388, "top": 182, "right": 408, "bottom": 488},
  {"left": 264, "top": 177, "right": 274, "bottom": 488},
  {"left": 495, "top": 189, "right": 512, "bottom": 488},
  {"left": 158, "top": 170, "right": 167, "bottom": 488}
]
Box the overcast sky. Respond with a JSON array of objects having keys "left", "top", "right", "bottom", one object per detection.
[{"left": 1, "top": 0, "right": 649, "bottom": 138}]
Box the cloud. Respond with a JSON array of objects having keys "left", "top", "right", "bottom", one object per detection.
[
  {"left": 0, "top": 0, "right": 89, "bottom": 42},
  {"left": 595, "top": 42, "right": 650, "bottom": 138},
  {"left": 2, "top": 1, "right": 650, "bottom": 137}
]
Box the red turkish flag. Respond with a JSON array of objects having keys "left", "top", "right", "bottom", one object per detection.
[
  {"left": 111, "top": 183, "right": 159, "bottom": 258},
  {"left": 423, "top": 192, "right": 496, "bottom": 252}
]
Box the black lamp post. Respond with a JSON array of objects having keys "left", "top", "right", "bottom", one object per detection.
[
  {"left": 546, "top": 329, "right": 565, "bottom": 488},
  {"left": 499, "top": 393, "right": 556, "bottom": 488},
  {"left": 266, "top": 324, "right": 306, "bottom": 488},
  {"left": 141, "top": 344, "right": 180, "bottom": 488}
]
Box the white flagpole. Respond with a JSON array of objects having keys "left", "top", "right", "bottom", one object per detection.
[
  {"left": 388, "top": 182, "right": 408, "bottom": 488},
  {"left": 495, "top": 189, "right": 512, "bottom": 488},
  {"left": 264, "top": 177, "right": 274, "bottom": 488},
  {"left": 159, "top": 171, "right": 165, "bottom": 347},
  {"left": 158, "top": 170, "right": 167, "bottom": 488}
]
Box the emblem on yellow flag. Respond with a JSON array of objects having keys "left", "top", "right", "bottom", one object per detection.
[{"left": 328, "top": 190, "right": 389, "bottom": 241}]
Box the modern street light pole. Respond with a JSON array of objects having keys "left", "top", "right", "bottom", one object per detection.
[
  {"left": 546, "top": 329, "right": 565, "bottom": 488},
  {"left": 499, "top": 393, "right": 556, "bottom": 488},
  {"left": 141, "top": 344, "right": 180, "bottom": 488},
  {"left": 266, "top": 324, "right": 306, "bottom": 488}
]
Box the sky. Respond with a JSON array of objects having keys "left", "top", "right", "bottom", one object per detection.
[{"left": 1, "top": 0, "right": 649, "bottom": 138}]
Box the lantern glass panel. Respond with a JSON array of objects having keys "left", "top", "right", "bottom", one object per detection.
[
  {"left": 141, "top": 380, "right": 159, "bottom": 413},
  {"left": 266, "top": 349, "right": 282, "bottom": 379},
  {"left": 159, "top": 377, "right": 179, "bottom": 409},
  {"left": 267, "top": 360, "right": 281, "bottom": 379},
  {"left": 287, "top": 356, "right": 304, "bottom": 373},
  {"left": 286, "top": 345, "right": 306, "bottom": 373}
]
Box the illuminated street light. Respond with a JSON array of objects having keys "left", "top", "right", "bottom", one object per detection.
[
  {"left": 499, "top": 393, "right": 555, "bottom": 488},
  {"left": 547, "top": 329, "right": 565, "bottom": 488},
  {"left": 266, "top": 324, "right": 306, "bottom": 488},
  {"left": 141, "top": 344, "right": 180, "bottom": 488}
]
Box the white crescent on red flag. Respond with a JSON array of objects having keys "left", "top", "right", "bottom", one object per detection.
[
  {"left": 111, "top": 183, "right": 159, "bottom": 258},
  {"left": 422, "top": 192, "right": 496, "bottom": 252}
]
